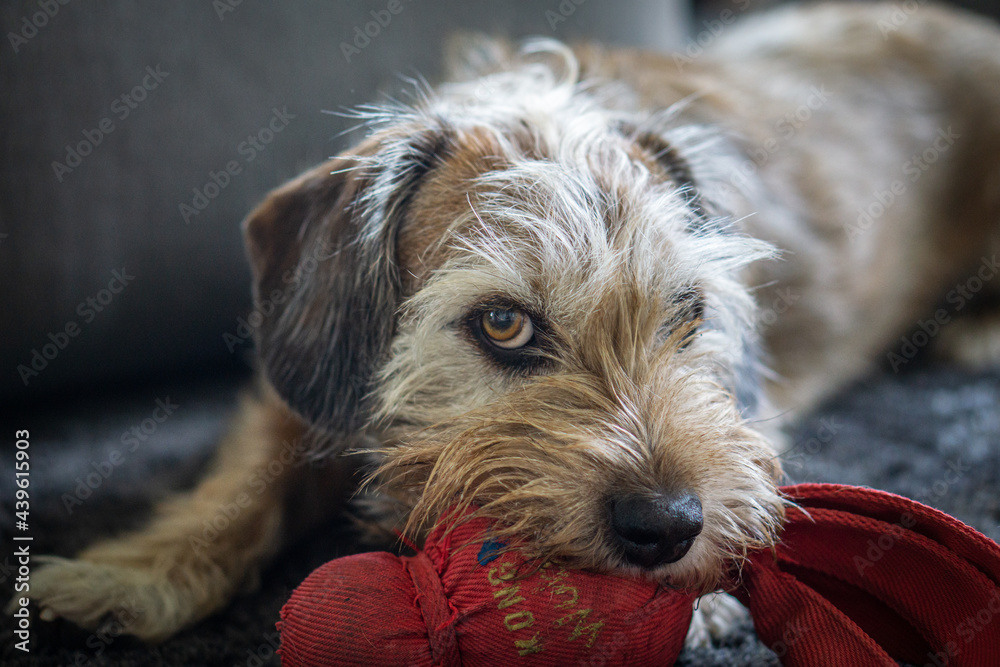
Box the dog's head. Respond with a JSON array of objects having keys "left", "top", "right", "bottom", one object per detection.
[{"left": 243, "top": 41, "right": 783, "bottom": 592}]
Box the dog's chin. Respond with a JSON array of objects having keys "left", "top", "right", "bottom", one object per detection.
[
  {"left": 374, "top": 469, "right": 785, "bottom": 595},
  {"left": 457, "top": 501, "right": 782, "bottom": 595}
]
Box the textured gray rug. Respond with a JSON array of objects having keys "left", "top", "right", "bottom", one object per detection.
[{"left": 1, "top": 362, "right": 998, "bottom": 666}]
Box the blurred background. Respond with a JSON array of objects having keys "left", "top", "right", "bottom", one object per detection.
[
  {"left": 1, "top": 0, "right": 996, "bottom": 403},
  {"left": 1, "top": 2, "right": 999, "bottom": 665}
]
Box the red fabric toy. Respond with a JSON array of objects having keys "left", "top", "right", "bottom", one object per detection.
[{"left": 278, "top": 484, "right": 1000, "bottom": 666}]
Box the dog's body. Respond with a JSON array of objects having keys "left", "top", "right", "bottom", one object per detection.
[{"left": 25, "top": 2, "right": 1000, "bottom": 644}]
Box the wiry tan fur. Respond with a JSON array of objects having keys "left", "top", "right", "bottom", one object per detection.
[{"left": 19, "top": 2, "right": 1000, "bottom": 645}]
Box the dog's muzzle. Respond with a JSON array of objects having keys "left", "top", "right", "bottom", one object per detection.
[{"left": 609, "top": 490, "right": 703, "bottom": 569}]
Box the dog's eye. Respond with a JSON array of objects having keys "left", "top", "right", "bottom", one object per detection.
[{"left": 481, "top": 309, "right": 534, "bottom": 349}]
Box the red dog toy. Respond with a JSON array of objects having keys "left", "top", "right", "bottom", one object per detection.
[{"left": 278, "top": 484, "right": 1000, "bottom": 666}]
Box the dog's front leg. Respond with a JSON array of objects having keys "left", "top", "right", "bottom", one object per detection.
[{"left": 20, "top": 384, "right": 350, "bottom": 642}]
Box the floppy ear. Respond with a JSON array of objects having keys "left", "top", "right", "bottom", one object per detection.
[
  {"left": 620, "top": 124, "right": 709, "bottom": 231},
  {"left": 242, "top": 128, "right": 450, "bottom": 433}
]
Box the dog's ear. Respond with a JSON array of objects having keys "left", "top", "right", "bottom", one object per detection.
[
  {"left": 621, "top": 125, "right": 711, "bottom": 231},
  {"left": 242, "top": 128, "right": 450, "bottom": 433}
]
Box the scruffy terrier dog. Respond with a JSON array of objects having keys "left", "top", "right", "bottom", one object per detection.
[{"left": 24, "top": 1, "right": 1000, "bottom": 647}]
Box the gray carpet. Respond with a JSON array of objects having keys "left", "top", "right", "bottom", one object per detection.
[{"left": 1, "top": 362, "right": 998, "bottom": 666}]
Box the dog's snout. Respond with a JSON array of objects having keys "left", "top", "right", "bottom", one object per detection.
[{"left": 609, "top": 491, "right": 703, "bottom": 569}]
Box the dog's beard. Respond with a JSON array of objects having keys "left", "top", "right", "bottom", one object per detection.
[{"left": 371, "top": 357, "right": 784, "bottom": 594}]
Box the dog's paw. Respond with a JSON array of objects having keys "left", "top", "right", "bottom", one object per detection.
[
  {"left": 684, "top": 591, "right": 750, "bottom": 648},
  {"left": 11, "top": 556, "right": 191, "bottom": 642}
]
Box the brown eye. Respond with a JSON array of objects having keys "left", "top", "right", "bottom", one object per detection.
[{"left": 481, "top": 309, "right": 534, "bottom": 349}]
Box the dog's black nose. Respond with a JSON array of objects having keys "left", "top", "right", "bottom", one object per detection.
[{"left": 609, "top": 491, "right": 703, "bottom": 569}]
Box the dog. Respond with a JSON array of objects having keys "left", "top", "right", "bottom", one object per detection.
[{"left": 22, "top": 1, "right": 1000, "bottom": 648}]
